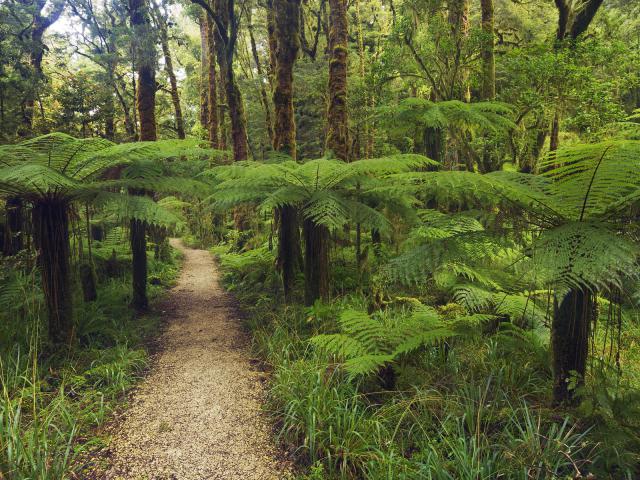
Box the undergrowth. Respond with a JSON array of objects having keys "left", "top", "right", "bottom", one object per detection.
[
  {"left": 0, "top": 242, "right": 181, "bottom": 479},
  {"left": 213, "top": 243, "right": 640, "bottom": 480}
]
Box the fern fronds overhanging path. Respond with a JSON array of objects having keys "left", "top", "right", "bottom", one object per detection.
[{"left": 100, "top": 239, "right": 291, "bottom": 479}]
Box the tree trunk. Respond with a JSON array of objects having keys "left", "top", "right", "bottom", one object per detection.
[
  {"left": 480, "top": 0, "right": 495, "bottom": 100},
  {"left": 248, "top": 14, "right": 274, "bottom": 145},
  {"left": 272, "top": 0, "right": 301, "bottom": 158},
  {"left": 130, "top": 0, "right": 156, "bottom": 312},
  {"left": 448, "top": 0, "right": 470, "bottom": 101},
  {"left": 199, "top": 13, "right": 210, "bottom": 134},
  {"left": 303, "top": 218, "right": 329, "bottom": 305},
  {"left": 206, "top": 16, "right": 220, "bottom": 147},
  {"left": 213, "top": 0, "right": 249, "bottom": 161},
  {"left": 552, "top": 288, "right": 594, "bottom": 405},
  {"left": 3, "top": 197, "right": 24, "bottom": 256},
  {"left": 326, "top": 0, "right": 349, "bottom": 161},
  {"left": 271, "top": 0, "right": 302, "bottom": 299},
  {"left": 549, "top": 112, "right": 560, "bottom": 152},
  {"left": 154, "top": 1, "right": 186, "bottom": 139},
  {"left": 32, "top": 200, "right": 74, "bottom": 345},
  {"left": 130, "top": 218, "right": 149, "bottom": 311},
  {"left": 277, "top": 205, "right": 301, "bottom": 300}
]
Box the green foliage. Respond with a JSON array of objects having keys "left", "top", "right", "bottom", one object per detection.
[{"left": 311, "top": 307, "right": 452, "bottom": 378}]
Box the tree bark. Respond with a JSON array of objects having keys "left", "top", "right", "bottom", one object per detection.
[
  {"left": 326, "top": 0, "right": 349, "bottom": 161},
  {"left": 20, "top": 0, "right": 65, "bottom": 134},
  {"left": 129, "top": 0, "right": 156, "bottom": 312},
  {"left": 480, "top": 0, "right": 495, "bottom": 100},
  {"left": 206, "top": 16, "right": 220, "bottom": 147},
  {"left": 199, "top": 13, "right": 210, "bottom": 133},
  {"left": 153, "top": 0, "right": 186, "bottom": 139},
  {"left": 552, "top": 288, "right": 593, "bottom": 405},
  {"left": 448, "top": 0, "right": 470, "bottom": 102},
  {"left": 272, "top": 0, "right": 301, "bottom": 158},
  {"left": 303, "top": 218, "right": 329, "bottom": 305},
  {"left": 3, "top": 197, "right": 24, "bottom": 256},
  {"left": 248, "top": 12, "right": 274, "bottom": 145},
  {"left": 32, "top": 200, "right": 74, "bottom": 345},
  {"left": 271, "top": 0, "right": 302, "bottom": 299}
]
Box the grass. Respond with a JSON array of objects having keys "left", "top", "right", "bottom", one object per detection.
[
  {"left": 212, "top": 243, "right": 640, "bottom": 480},
  {"left": 0, "top": 242, "right": 181, "bottom": 479}
]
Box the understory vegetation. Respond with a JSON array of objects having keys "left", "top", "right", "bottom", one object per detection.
[
  {"left": 0, "top": 232, "right": 180, "bottom": 478},
  {"left": 2, "top": 0, "right": 640, "bottom": 477}
]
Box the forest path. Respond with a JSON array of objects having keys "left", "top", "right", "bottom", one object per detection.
[{"left": 101, "top": 239, "right": 290, "bottom": 480}]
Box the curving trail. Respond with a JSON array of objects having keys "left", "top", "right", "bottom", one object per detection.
[{"left": 101, "top": 239, "right": 290, "bottom": 480}]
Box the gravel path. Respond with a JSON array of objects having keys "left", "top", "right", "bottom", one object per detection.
[{"left": 101, "top": 239, "right": 291, "bottom": 480}]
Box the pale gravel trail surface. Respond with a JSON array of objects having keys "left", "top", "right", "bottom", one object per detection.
[{"left": 102, "top": 239, "right": 291, "bottom": 480}]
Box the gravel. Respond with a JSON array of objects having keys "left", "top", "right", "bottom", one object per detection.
[{"left": 99, "top": 239, "right": 292, "bottom": 480}]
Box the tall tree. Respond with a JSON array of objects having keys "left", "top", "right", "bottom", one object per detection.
[
  {"left": 247, "top": 7, "right": 274, "bottom": 145},
  {"left": 129, "top": 0, "right": 156, "bottom": 312},
  {"left": 326, "top": 0, "right": 349, "bottom": 161},
  {"left": 20, "top": 0, "right": 66, "bottom": 133},
  {"left": 272, "top": 0, "right": 302, "bottom": 300},
  {"left": 206, "top": 15, "right": 219, "bottom": 147},
  {"left": 550, "top": 0, "right": 604, "bottom": 153},
  {"left": 151, "top": 0, "right": 185, "bottom": 139},
  {"left": 192, "top": 0, "right": 249, "bottom": 161},
  {"left": 480, "top": 0, "right": 495, "bottom": 100},
  {"left": 199, "top": 12, "right": 209, "bottom": 134}
]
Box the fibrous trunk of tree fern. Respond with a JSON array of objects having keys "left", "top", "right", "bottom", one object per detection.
[
  {"left": 303, "top": 218, "right": 329, "bottom": 306},
  {"left": 3, "top": 197, "right": 24, "bottom": 256},
  {"left": 130, "top": 0, "right": 156, "bottom": 312},
  {"left": 277, "top": 205, "right": 301, "bottom": 300},
  {"left": 326, "top": 0, "right": 349, "bottom": 161},
  {"left": 32, "top": 200, "right": 74, "bottom": 345},
  {"left": 206, "top": 16, "right": 219, "bottom": 148},
  {"left": 130, "top": 217, "right": 149, "bottom": 311},
  {"left": 272, "top": 0, "right": 302, "bottom": 299},
  {"left": 552, "top": 288, "right": 594, "bottom": 405}
]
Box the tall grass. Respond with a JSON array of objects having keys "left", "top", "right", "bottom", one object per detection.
[{"left": 0, "top": 244, "right": 180, "bottom": 479}]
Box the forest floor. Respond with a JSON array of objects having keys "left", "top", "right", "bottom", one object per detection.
[{"left": 97, "top": 239, "right": 291, "bottom": 480}]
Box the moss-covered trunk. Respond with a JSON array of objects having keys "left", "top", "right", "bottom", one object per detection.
[
  {"left": 277, "top": 205, "right": 301, "bottom": 300},
  {"left": 480, "top": 0, "right": 495, "bottom": 100},
  {"left": 32, "top": 200, "right": 74, "bottom": 345},
  {"left": 303, "top": 218, "right": 329, "bottom": 305},
  {"left": 326, "top": 0, "right": 349, "bottom": 161},
  {"left": 199, "top": 12, "right": 209, "bottom": 134},
  {"left": 552, "top": 288, "right": 593, "bottom": 405},
  {"left": 206, "top": 16, "right": 220, "bottom": 148}
]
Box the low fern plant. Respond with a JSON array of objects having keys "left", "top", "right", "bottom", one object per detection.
[{"left": 310, "top": 306, "right": 453, "bottom": 379}]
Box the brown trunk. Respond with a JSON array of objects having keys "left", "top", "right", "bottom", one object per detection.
[
  {"left": 154, "top": 0, "right": 185, "bottom": 139},
  {"left": 447, "top": 0, "right": 470, "bottom": 101},
  {"left": 272, "top": 0, "right": 301, "bottom": 158},
  {"left": 303, "top": 218, "right": 329, "bottom": 305},
  {"left": 130, "top": 0, "right": 155, "bottom": 312},
  {"left": 326, "top": 0, "right": 349, "bottom": 161},
  {"left": 552, "top": 288, "right": 593, "bottom": 405},
  {"left": 199, "top": 13, "right": 210, "bottom": 133},
  {"left": 266, "top": 0, "right": 278, "bottom": 89},
  {"left": 248, "top": 14, "right": 274, "bottom": 145},
  {"left": 271, "top": 0, "right": 302, "bottom": 297},
  {"left": 206, "top": 16, "right": 220, "bottom": 147},
  {"left": 32, "top": 200, "right": 74, "bottom": 345},
  {"left": 212, "top": 0, "right": 249, "bottom": 161}
]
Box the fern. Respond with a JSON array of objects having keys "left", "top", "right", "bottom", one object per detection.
[{"left": 311, "top": 306, "right": 453, "bottom": 378}]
